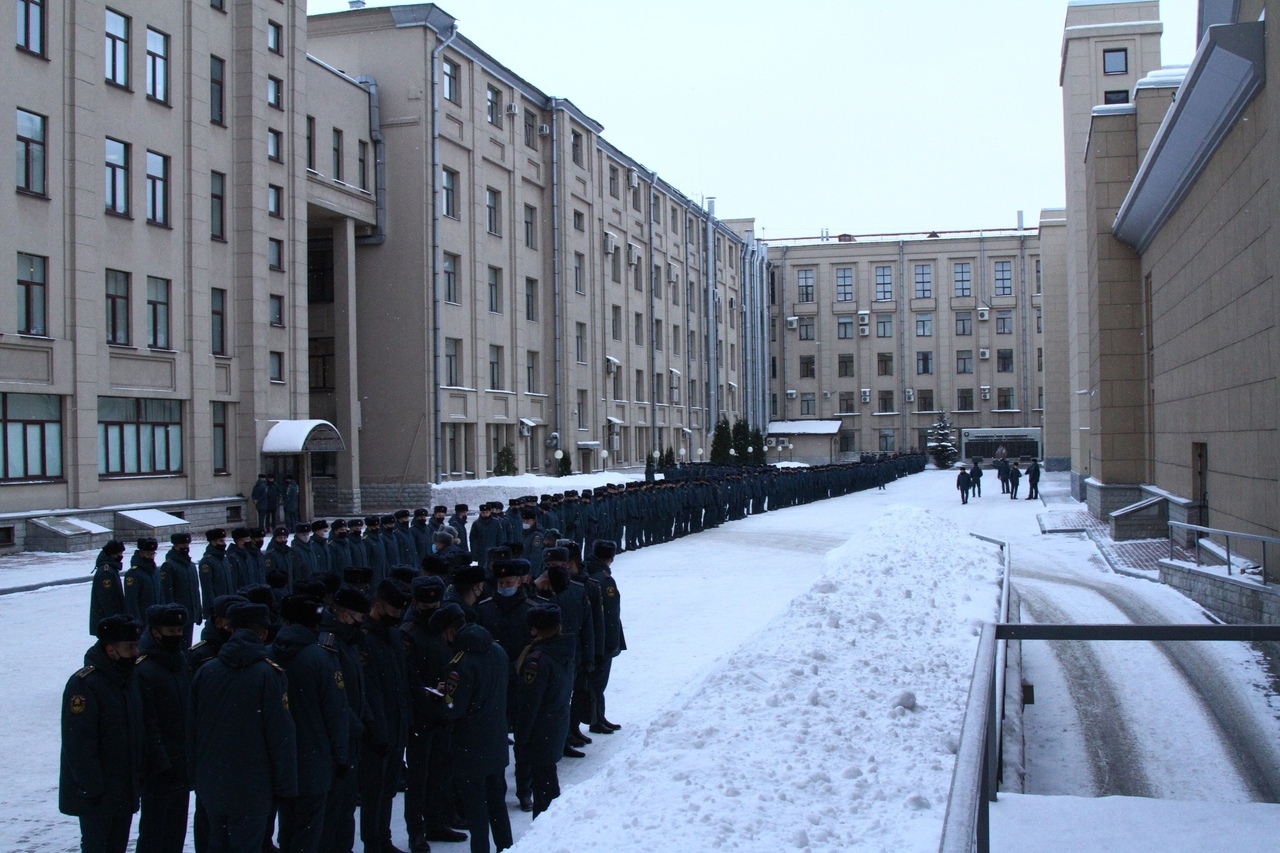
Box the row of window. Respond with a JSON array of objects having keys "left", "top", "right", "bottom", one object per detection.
[
  {"left": 783, "top": 346, "right": 1032, "bottom": 380},
  {"left": 785, "top": 259, "right": 1040, "bottom": 303},
  {"left": 774, "top": 386, "right": 1037, "bottom": 420},
  {"left": 780, "top": 309, "right": 1041, "bottom": 341}
]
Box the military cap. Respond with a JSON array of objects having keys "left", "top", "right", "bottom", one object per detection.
[
  {"left": 301, "top": 579, "right": 330, "bottom": 601},
  {"left": 394, "top": 509, "right": 411, "bottom": 520},
  {"left": 330, "top": 519, "right": 347, "bottom": 531},
  {"left": 376, "top": 579, "right": 412, "bottom": 610},
  {"left": 420, "top": 554, "right": 448, "bottom": 577},
  {"left": 428, "top": 603, "right": 466, "bottom": 634},
  {"left": 492, "top": 559, "right": 530, "bottom": 580},
  {"left": 333, "top": 585, "right": 371, "bottom": 614},
  {"left": 539, "top": 494, "right": 552, "bottom": 503},
  {"left": 280, "top": 595, "right": 324, "bottom": 629},
  {"left": 527, "top": 604, "right": 562, "bottom": 632},
  {"left": 433, "top": 505, "right": 448, "bottom": 514},
  {"left": 411, "top": 575, "right": 446, "bottom": 604},
  {"left": 479, "top": 504, "right": 493, "bottom": 513},
  {"left": 137, "top": 537, "right": 159, "bottom": 551},
  {"left": 250, "top": 528, "right": 266, "bottom": 539},
  {"left": 266, "top": 568, "right": 289, "bottom": 589},
  {"left": 272, "top": 526, "right": 289, "bottom": 538},
  {"left": 504, "top": 541, "right": 524, "bottom": 557},
  {"left": 543, "top": 546, "right": 569, "bottom": 564},
  {"left": 454, "top": 504, "right": 468, "bottom": 513},
  {"left": 231, "top": 527, "right": 249, "bottom": 541},
  {"left": 564, "top": 490, "right": 578, "bottom": 498},
  {"left": 294, "top": 522, "right": 312, "bottom": 534},
  {"left": 542, "top": 528, "right": 561, "bottom": 541},
  {"left": 379, "top": 515, "right": 396, "bottom": 526},
  {"left": 593, "top": 539, "right": 617, "bottom": 560},
  {"left": 145, "top": 604, "right": 187, "bottom": 628},
  {"left": 433, "top": 529, "right": 456, "bottom": 545},
  {"left": 103, "top": 540, "right": 126, "bottom": 555},
  {"left": 451, "top": 565, "right": 486, "bottom": 588},
  {"left": 319, "top": 573, "right": 342, "bottom": 595},
  {"left": 349, "top": 518, "right": 366, "bottom": 529},
  {"left": 211, "top": 594, "right": 249, "bottom": 619},
  {"left": 343, "top": 566, "right": 374, "bottom": 585},
  {"left": 238, "top": 584, "right": 275, "bottom": 609},
  {"left": 363, "top": 515, "right": 381, "bottom": 528},
  {"left": 170, "top": 532, "right": 192, "bottom": 546},
  {"left": 227, "top": 603, "right": 271, "bottom": 631},
  {"left": 413, "top": 508, "right": 429, "bottom": 518},
  {"left": 388, "top": 566, "right": 417, "bottom": 585},
  {"left": 485, "top": 546, "right": 512, "bottom": 564},
  {"left": 96, "top": 614, "right": 142, "bottom": 643},
  {"left": 544, "top": 564, "right": 570, "bottom": 592},
  {"left": 520, "top": 507, "right": 537, "bottom": 520},
  {"left": 311, "top": 519, "right": 329, "bottom": 532}
]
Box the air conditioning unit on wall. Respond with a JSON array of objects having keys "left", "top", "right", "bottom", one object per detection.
[
  {"left": 905, "top": 389, "right": 915, "bottom": 402},
  {"left": 979, "top": 348, "right": 990, "bottom": 360},
  {"left": 627, "top": 244, "right": 641, "bottom": 266},
  {"left": 518, "top": 423, "right": 532, "bottom": 437},
  {"left": 786, "top": 317, "right": 798, "bottom": 329},
  {"left": 505, "top": 103, "right": 519, "bottom": 116},
  {"left": 860, "top": 388, "right": 871, "bottom": 403},
  {"left": 858, "top": 314, "right": 870, "bottom": 325},
  {"left": 977, "top": 309, "right": 990, "bottom": 321},
  {"left": 980, "top": 386, "right": 991, "bottom": 400},
  {"left": 859, "top": 326, "right": 870, "bottom": 336},
  {"left": 537, "top": 123, "right": 550, "bottom": 136},
  {"left": 604, "top": 232, "right": 618, "bottom": 254},
  {"left": 785, "top": 390, "right": 797, "bottom": 398},
  {"left": 627, "top": 169, "right": 640, "bottom": 188}
]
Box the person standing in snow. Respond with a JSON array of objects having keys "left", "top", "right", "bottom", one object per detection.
[
  {"left": 585, "top": 540, "right": 624, "bottom": 734},
  {"left": 956, "top": 467, "right": 972, "bottom": 504},
  {"left": 1008, "top": 463, "right": 1021, "bottom": 499},
  {"left": 90, "top": 540, "right": 128, "bottom": 635},
  {"left": 134, "top": 604, "right": 191, "bottom": 853},
  {"left": 1026, "top": 459, "right": 1041, "bottom": 500},
  {"left": 161, "top": 533, "right": 201, "bottom": 648},
  {"left": 124, "top": 539, "right": 171, "bottom": 623},
  {"left": 513, "top": 604, "right": 574, "bottom": 819},
  {"left": 970, "top": 463, "right": 983, "bottom": 497},
  {"left": 997, "top": 458, "right": 1010, "bottom": 494}
]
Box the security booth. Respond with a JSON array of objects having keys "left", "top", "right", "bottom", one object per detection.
[{"left": 261, "top": 419, "right": 346, "bottom": 522}]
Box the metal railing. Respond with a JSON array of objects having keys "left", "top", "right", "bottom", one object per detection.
[
  {"left": 1168, "top": 520, "right": 1280, "bottom": 584},
  {"left": 938, "top": 621, "right": 1280, "bottom": 853}
]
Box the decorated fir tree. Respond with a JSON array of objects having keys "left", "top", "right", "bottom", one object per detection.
[{"left": 927, "top": 413, "right": 960, "bottom": 469}]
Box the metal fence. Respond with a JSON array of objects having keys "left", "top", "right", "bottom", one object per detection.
[{"left": 1169, "top": 520, "right": 1280, "bottom": 584}]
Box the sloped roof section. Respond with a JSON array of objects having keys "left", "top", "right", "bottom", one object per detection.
[{"left": 262, "top": 420, "right": 346, "bottom": 454}]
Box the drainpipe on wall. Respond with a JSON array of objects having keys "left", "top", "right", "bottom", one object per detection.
[
  {"left": 779, "top": 245, "right": 789, "bottom": 421},
  {"left": 549, "top": 99, "right": 562, "bottom": 462},
  {"left": 355, "top": 76, "right": 386, "bottom": 246},
  {"left": 898, "top": 239, "right": 907, "bottom": 452},
  {"left": 429, "top": 25, "right": 459, "bottom": 483},
  {"left": 647, "top": 170, "right": 659, "bottom": 457},
  {"left": 1018, "top": 228, "right": 1030, "bottom": 429},
  {"left": 705, "top": 200, "right": 717, "bottom": 429},
  {"left": 681, "top": 203, "right": 694, "bottom": 453}
]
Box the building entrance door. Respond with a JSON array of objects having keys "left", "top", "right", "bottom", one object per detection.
[{"left": 1192, "top": 442, "right": 1208, "bottom": 526}]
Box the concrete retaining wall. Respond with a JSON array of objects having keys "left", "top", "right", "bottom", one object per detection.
[
  {"left": 1158, "top": 559, "right": 1280, "bottom": 625},
  {"left": 0, "top": 498, "right": 245, "bottom": 555}
]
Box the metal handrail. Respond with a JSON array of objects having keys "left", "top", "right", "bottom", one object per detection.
[{"left": 1168, "top": 520, "right": 1279, "bottom": 584}]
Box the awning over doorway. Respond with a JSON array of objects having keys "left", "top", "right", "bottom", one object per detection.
[{"left": 262, "top": 419, "right": 346, "bottom": 454}]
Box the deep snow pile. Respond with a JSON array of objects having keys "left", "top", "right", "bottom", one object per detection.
[{"left": 512, "top": 505, "right": 1003, "bottom": 852}]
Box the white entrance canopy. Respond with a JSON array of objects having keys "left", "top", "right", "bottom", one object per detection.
[{"left": 262, "top": 419, "right": 346, "bottom": 454}]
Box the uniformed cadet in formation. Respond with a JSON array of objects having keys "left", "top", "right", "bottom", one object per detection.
[{"left": 71, "top": 452, "right": 925, "bottom": 852}]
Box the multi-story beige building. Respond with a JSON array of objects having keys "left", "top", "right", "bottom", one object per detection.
[
  {"left": 765, "top": 228, "right": 1045, "bottom": 464},
  {"left": 1061, "top": 0, "right": 1275, "bottom": 556},
  {"left": 0, "top": 0, "right": 765, "bottom": 545}
]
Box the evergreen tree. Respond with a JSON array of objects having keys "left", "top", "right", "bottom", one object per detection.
[
  {"left": 749, "top": 426, "right": 767, "bottom": 466},
  {"left": 662, "top": 447, "right": 676, "bottom": 470},
  {"left": 493, "top": 443, "right": 518, "bottom": 476},
  {"left": 710, "top": 417, "right": 732, "bottom": 465},
  {"left": 557, "top": 453, "right": 573, "bottom": 476},
  {"left": 731, "top": 418, "right": 750, "bottom": 461},
  {"left": 927, "top": 413, "right": 960, "bottom": 469}
]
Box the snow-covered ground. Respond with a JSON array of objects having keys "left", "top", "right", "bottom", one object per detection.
[{"left": 3, "top": 469, "right": 1278, "bottom": 852}]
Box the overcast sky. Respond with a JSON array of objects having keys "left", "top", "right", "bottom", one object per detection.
[{"left": 307, "top": 0, "right": 1197, "bottom": 239}]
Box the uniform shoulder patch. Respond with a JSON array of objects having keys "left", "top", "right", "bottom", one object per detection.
[
  {"left": 606, "top": 586, "right": 617, "bottom": 597},
  {"left": 449, "top": 651, "right": 465, "bottom": 665},
  {"left": 69, "top": 694, "right": 87, "bottom": 714},
  {"left": 265, "top": 658, "right": 285, "bottom": 672},
  {"left": 522, "top": 653, "right": 541, "bottom": 684},
  {"left": 101, "top": 578, "right": 114, "bottom": 589},
  {"left": 334, "top": 669, "right": 345, "bottom": 690},
  {"left": 125, "top": 576, "right": 135, "bottom": 586},
  {"left": 135, "top": 655, "right": 148, "bottom": 665},
  {"left": 74, "top": 665, "right": 95, "bottom": 679}
]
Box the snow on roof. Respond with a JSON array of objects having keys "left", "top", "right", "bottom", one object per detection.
[
  {"left": 117, "top": 508, "right": 187, "bottom": 527},
  {"left": 262, "top": 419, "right": 345, "bottom": 454},
  {"left": 64, "top": 517, "right": 112, "bottom": 534},
  {"left": 767, "top": 419, "right": 842, "bottom": 436}
]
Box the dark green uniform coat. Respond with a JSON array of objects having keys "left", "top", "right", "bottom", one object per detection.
[{"left": 59, "top": 644, "right": 144, "bottom": 818}]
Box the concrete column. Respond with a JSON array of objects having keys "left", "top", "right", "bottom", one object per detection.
[{"left": 333, "top": 217, "right": 361, "bottom": 511}]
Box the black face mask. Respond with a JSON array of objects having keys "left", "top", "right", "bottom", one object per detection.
[
  {"left": 113, "top": 656, "right": 137, "bottom": 676},
  {"left": 159, "top": 636, "right": 183, "bottom": 653},
  {"left": 211, "top": 544, "right": 227, "bottom": 556},
  {"left": 378, "top": 612, "right": 401, "bottom": 628}
]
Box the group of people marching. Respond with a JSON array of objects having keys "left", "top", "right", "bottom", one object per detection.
[
  {"left": 955, "top": 458, "right": 1041, "bottom": 504},
  {"left": 64, "top": 456, "right": 927, "bottom": 853}
]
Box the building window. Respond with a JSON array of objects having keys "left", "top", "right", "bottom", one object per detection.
[
  {"left": 770, "top": 394, "right": 778, "bottom": 419},
  {"left": 652, "top": 264, "right": 663, "bottom": 300},
  {"left": 267, "top": 184, "right": 283, "bottom": 218},
  {"left": 877, "top": 352, "right": 893, "bottom": 376},
  {"left": 105, "top": 9, "right": 129, "bottom": 88},
  {"left": 576, "top": 323, "right": 587, "bottom": 362},
  {"left": 266, "top": 351, "right": 283, "bottom": 382},
  {"left": 303, "top": 116, "right": 315, "bottom": 170},
  {"left": 838, "top": 316, "right": 854, "bottom": 339},
  {"left": 2, "top": 393, "right": 61, "bottom": 480},
  {"left": 16, "top": 108, "right": 46, "bottom": 195},
  {"left": 574, "top": 253, "right": 585, "bottom": 293},
  {"left": 487, "top": 266, "right": 503, "bottom": 313},
  {"left": 796, "top": 269, "right": 814, "bottom": 302},
  {"left": 145, "top": 28, "right": 168, "bottom": 103},
  {"left": 997, "top": 349, "right": 1013, "bottom": 372},
  {"left": 957, "top": 388, "right": 974, "bottom": 411},
  {"left": 209, "top": 56, "right": 225, "bottom": 125},
  {"left": 998, "top": 387, "right": 1014, "bottom": 409},
  {"left": 798, "top": 317, "right": 814, "bottom": 341},
  {"left": 105, "top": 138, "right": 130, "bottom": 216},
  {"left": 443, "top": 58, "right": 460, "bottom": 104},
  {"left": 914, "top": 264, "right": 932, "bottom": 298},
  {"left": 330, "top": 128, "right": 342, "bottom": 180},
  {"left": 268, "top": 293, "right": 284, "bottom": 327},
  {"left": 878, "top": 391, "right": 895, "bottom": 414},
  {"left": 1104, "top": 90, "right": 1129, "bottom": 105},
  {"left": 441, "top": 168, "right": 458, "bottom": 217},
  {"left": 97, "top": 396, "right": 182, "bottom": 476},
  {"left": 17, "top": 253, "right": 47, "bottom": 336},
  {"left": 210, "top": 172, "right": 226, "bottom": 239},
  {"left": 571, "top": 130, "right": 583, "bottom": 165},
  {"left": 268, "top": 128, "right": 283, "bottom": 162},
  {"left": 358, "top": 140, "right": 368, "bottom": 191},
  {"left": 837, "top": 353, "right": 854, "bottom": 377},
  {"left": 1037, "top": 347, "right": 1044, "bottom": 372},
  {"left": 608, "top": 166, "right": 619, "bottom": 198},
  {"left": 800, "top": 392, "right": 816, "bottom": 416},
  {"left": 916, "top": 313, "right": 932, "bottom": 336},
  {"left": 572, "top": 210, "right": 584, "bottom": 231},
  {"left": 267, "top": 20, "right": 282, "bottom": 54},
  {"left": 486, "top": 86, "right": 502, "bottom": 127},
  {"left": 837, "top": 429, "right": 856, "bottom": 452},
  {"left": 994, "top": 260, "right": 1013, "bottom": 296},
  {"left": 956, "top": 349, "right": 973, "bottom": 374},
  {"left": 443, "top": 253, "right": 459, "bottom": 303},
  {"left": 577, "top": 389, "right": 588, "bottom": 428},
  {"left": 996, "top": 310, "right": 1013, "bottom": 334},
  {"left": 916, "top": 351, "right": 933, "bottom": 375},
  {"left": 523, "top": 109, "right": 538, "bottom": 149},
  {"left": 268, "top": 238, "right": 284, "bottom": 271},
  {"left": 634, "top": 312, "right": 643, "bottom": 346},
  {"left": 105, "top": 269, "right": 129, "bottom": 345},
  {"left": 145, "top": 151, "right": 169, "bottom": 225},
  {"left": 954, "top": 262, "right": 972, "bottom": 297},
  {"left": 1103, "top": 48, "right": 1128, "bottom": 75},
  {"left": 877, "top": 430, "right": 895, "bottom": 452},
  {"left": 488, "top": 345, "right": 504, "bottom": 390},
  {"left": 146, "top": 277, "right": 170, "bottom": 348},
  {"left": 956, "top": 312, "right": 972, "bottom": 336},
  {"left": 526, "top": 350, "right": 540, "bottom": 393},
  {"left": 485, "top": 188, "right": 501, "bottom": 235},
  {"left": 525, "top": 277, "right": 538, "bottom": 322},
  {"left": 835, "top": 267, "right": 853, "bottom": 302},
  {"left": 797, "top": 355, "right": 815, "bottom": 379},
  {"left": 1038, "top": 386, "right": 1044, "bottom": 409},
  {"left": 635, "top": 369, "right": 645, "bottom": 402},
  {"left": 1037, "top": 308, "right": 1043, "bottom": 333},
  {"left": 524, "top": 205, "right": 538, "bottom": 249},
  {"left": 444, "top": 338, "right": 460, "bottom": 386},
  {"left": 673, "top": 324, "right": 681, "bottom": 355},
  {"left": 210, "top": 288, "right": 226, "bottom": 355},
  {"left": 837, "top": 392, "right": 855, "bottom": 414},
  {"left": 653, "top": 319, "right": 663, "bottom": 351},
  {"left": 17, "top": 0, "right": 44, "bottom": 55},
  {"left": 611, "top": 305, "right": 621, "bottom": 340},
  {"left": 1035, "top": 259, "right": 1042, "bottom": 294},
  {"left": 918, "top": 389, "right": 934, "bottom": 412},
  {"left": 875, "top": 265, "right": 893, "bottom": 300},
  {"left": 876, "top": 315, "right": 893, "bottom": 337},
  {"left": 610, "top": 250, "right": 621, "bottom": 283},
  {"left": 211, "top": 401, "right": 228, "bottom": 474}
]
